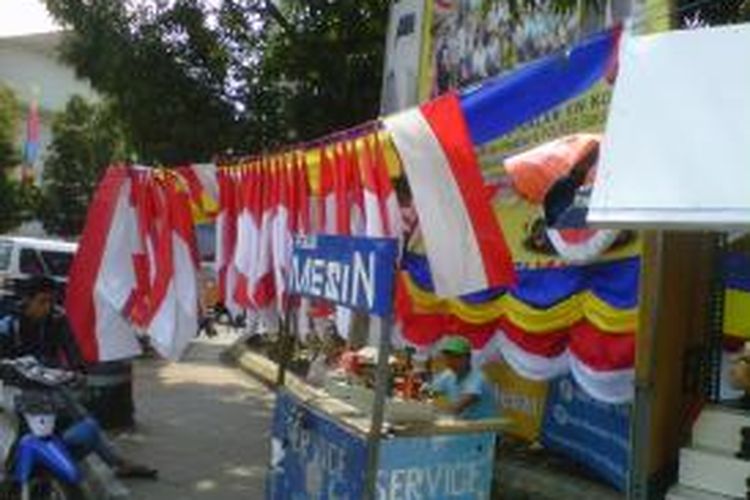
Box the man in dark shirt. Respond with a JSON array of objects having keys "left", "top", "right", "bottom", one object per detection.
[{"left": 0, "top": 276, "right": 156, "bottom": 480}]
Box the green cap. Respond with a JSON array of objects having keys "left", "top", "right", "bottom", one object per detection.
[{"left": 441, "top": 336, "right": 471, "bottom": 356}]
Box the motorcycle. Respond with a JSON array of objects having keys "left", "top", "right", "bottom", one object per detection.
[{"left": 0, "top": 357, "right": 86, "bottom": 500}]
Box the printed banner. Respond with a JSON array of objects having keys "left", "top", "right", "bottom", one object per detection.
[
  {"left": 289, "top": 235, "right": 399, "bottom": 316},
  {"left": 541, "top": 375, "right": 631, "bottom": 490},
  {"left": 267, "top": 391, "right": 368, "bottom": 500},
  {"left": 483, "top": 361, "right": 549, "bottom": 442},
  {"left": 378, "top": 433, "right": 496, "bottom": 500}
]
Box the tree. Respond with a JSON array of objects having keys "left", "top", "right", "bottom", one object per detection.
[
  {"left": 39, "top": 96, "right": 130, "bottom": 236},
  {"left": 0, "top": 85, "right": 24, "bottom": 234},
  {"left": 43, "top": 0, "right": 390, "bottom": 163}
]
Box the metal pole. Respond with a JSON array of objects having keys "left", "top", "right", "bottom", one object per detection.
[
  {"left": 276, "top": 307, "right": 295, "bottom": 387},
  {"left": 364, "top": 315, "right": 393, "bottom": 500}
]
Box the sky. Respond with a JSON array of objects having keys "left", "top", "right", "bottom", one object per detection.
[{"left": 0, "top": 0, "right": 60, "bottom": 38}]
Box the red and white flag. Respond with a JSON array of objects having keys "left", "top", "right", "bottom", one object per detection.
[
  {"left": 346, "top": 142, "right": 365, "bottom": 236},
  {"left": 66, "top": 167, "right": 143, "bottom": 363},
  {"left": 295, "top": 154, "right": 311, "bottom": 234},
  {"left": 216, "top": 169, "right": 241, "bottom": 316},
  {"left": 251, "top": 164, "right": 276, "bottom": 309},
  {"left": 145, "top": 179, "right": 200, "bottom": 360},
  {"left": 384, "top": 93, "right": 516, "bottom": 296},
  {"left": 318, "top": 149, "right": 336, "bottom": 234},
  {"left": 271, "top": 159, "right": 293, "bottom": 311},
  {"left": 232, "top": 165, "right": 260, "bottom": 309}
]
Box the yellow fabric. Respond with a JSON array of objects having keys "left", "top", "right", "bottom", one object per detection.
[
  {"left": 483, "top": 361, "right": 548, "bottom": 442},
  {"left": 402, "top": 275, "right": 636, "bottom": 333},
  {"left": 725, "top": 289, "right": 750, "bottom": 339},
  {"left": 190, "top": 192, "right": 220, "bottom": 224}
]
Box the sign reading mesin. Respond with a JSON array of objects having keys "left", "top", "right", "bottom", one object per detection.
[{"left": 288, "top": 235, "right": 399, "bottom": 317}]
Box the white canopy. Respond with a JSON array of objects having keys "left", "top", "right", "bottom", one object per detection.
[{"left": 589, "top": 24, "right": 750, "bottom": 229}]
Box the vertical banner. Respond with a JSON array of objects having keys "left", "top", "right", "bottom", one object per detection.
[
  {"left": 267, "top": 391, "right": 368, "bottom": 499},
  {"left": 541, "top": 375, "right": 631, "bottom": 490},
  {"left": 381, "top": 0, "right": 427, "bottom": 114}
]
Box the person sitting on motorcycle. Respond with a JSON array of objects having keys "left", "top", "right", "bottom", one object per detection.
[{"left": 0, "top": 275, "right": 157, "bottom": 480}]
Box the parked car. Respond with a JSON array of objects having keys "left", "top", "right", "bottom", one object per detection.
[{"left": 0, "top": 237, "right": 78, "bottom": 299}]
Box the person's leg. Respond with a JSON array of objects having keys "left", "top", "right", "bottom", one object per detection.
[{"left": 62, "top": 417, "right": 157, "bottom": 479}]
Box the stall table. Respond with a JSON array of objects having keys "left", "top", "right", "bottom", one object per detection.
[{"left": 266, "top": 372, "right": 511, "bottom": 500}]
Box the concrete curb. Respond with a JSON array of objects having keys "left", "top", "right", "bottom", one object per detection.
[{"left": 223, "top": 337, "right": 280, "bottom": 388}]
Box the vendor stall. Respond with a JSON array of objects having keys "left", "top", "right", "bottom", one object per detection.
[{"left": 266, "top": 234, "right": 510, "bottom": 499}]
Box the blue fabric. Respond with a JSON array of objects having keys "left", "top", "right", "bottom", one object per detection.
[
  {"left": 401, "top": 252, "right": 640, "bottom": 309},
  {"left": 430, "top": 368, "right": 497, "bottom": 420},
  {"left": 460, "top": 28, "right": 619, "bottom": 146},
  {"left": 724, "top": 252, "right": 750, "bottom": 292}
]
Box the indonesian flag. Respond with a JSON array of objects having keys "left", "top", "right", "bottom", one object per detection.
[
  {"left": 66, "top": 167, "right": 143, "bottom": 363},
  {"left": 333, "top": 146, "right": 351, "bottom": 235},
  {"left": 362, "top": 136, "right": 402, "bottom": 239},
  {"left": 216, "top": 169, "right": 241, "bottom": 315},
  {"left": 271, "top": 159, "right": 293, "bottom": 311},
  {"left": 384, "top": 92, "right": 516, "bottom": 296},
  {"left": 232, "top": 166, "right": 254, "bottom": 309},
  {"left": 346, "top": 142, "right": 365, "bottom": 236},
  {"left": 176, "top": 163, "right": 219, "bottom": 223},
  {"left": 295, "top": 154, "right": 311, "bottom": 234},
  {"left": 145, "top": 178, "right": 200, "bottom": 360},
  {"left": 319, "top": 149, "right": 336, "bottom": 234},
  {"left": 251, "top": 164, "right": 276, "bottom": 309}
]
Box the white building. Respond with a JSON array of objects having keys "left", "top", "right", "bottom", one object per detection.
[{"left": 0, "top": 31, "right": 98, "bottom": 181}]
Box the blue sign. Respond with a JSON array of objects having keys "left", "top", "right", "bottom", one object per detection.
[
  {"left": 288, "top": 235, "right": 398, "bottom": 316},
  {"left": 378, "top": 433, "right": 496, "bottom": 500},
  {"left": 267, "top": 391, "right": 368, "bottom": 500},
  {"left": 541, "top": 376, "right": 631, "bottom": 491}
]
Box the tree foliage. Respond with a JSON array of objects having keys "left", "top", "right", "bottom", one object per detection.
[
  {"left": 43, "top": 0, "right": 390, "bottom": 164},
  {"left": 0, "top": 85, "right": 23, "bottom": 234},
  {"left": 39, "top": 96, "right": 130, "bottom": 237}
]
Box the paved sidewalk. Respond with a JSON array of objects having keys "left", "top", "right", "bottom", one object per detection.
[{"left": 113, "top": 334, "right": 274, "bottom": 499}]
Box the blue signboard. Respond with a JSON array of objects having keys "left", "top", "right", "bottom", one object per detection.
[
  {"left": 541, "top": 376, "right": 631, "bottom": 491},
  {"left": 288, "top": 235, "right": 399, "bottom": 316},
  {"left": 378, "top": 433, "right": 496, "bottom": 500},
  {"left": 267, "top": 391, "right": 368, "bottom": 500}
]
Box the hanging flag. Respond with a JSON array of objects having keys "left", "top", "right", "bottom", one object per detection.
[
  {"left": 251, "top": 163, "right": 276, "bottom": 309},
  {"left": 216, "top": 169, "right": 241, "bottom": 316},
  {"left": 145, "top": 177, "right": 200, "bottom": 360},
  {"left": 361, "top": 137, "right": 387, "bottom": 238},
  {"left": 24, "top": 99, "right": 40, "bottom": 166},
  {"left": 295, "top": 154, "right": 311, "bottom": 234},
  {"left": 384, "top": 92, "right": 517, "bottom": 297},
  {"left": 347, "top": 141, "right": 365, "bottom": 236},
  {"left": 233, "top": 164, "right": 261, "bottom": 309},
  {"left": 372, "top": 136, "right": 402, "bottom": 238},
  {"left": 319, "top": 149, "right": 336, "bottom": 234},
  {"left": 176, "top": 164, "right": 219, "bottom": 223},
  {"left": 333, "top": 145, "right": 351, "bottom": 235},
  {"left": 271, "top": 158, "right": 293, "bottom": 311},
  {"left": 66, "top": 167, "right": 144, "bottom": 363}
]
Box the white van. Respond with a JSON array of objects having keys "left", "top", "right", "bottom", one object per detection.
[{"left": 0, "top": 237, "right": 78, "bottom": 288}]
